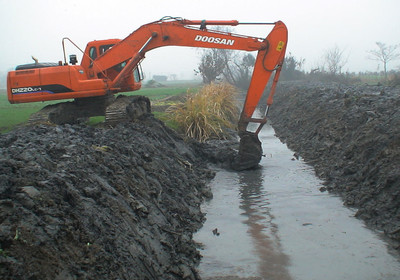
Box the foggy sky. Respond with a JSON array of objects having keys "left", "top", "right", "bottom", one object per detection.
[{"left": 0, "top": 0, "right": 399, "bottom": 82}]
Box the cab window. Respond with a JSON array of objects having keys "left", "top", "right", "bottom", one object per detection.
[
  {"left": 89, "top": 47, "right": 97, "bottom": 67},
  {"left": 89, "top": 47, "right": 97, "bottom": 60},
  {"left": 100, "top": 44, "right": 114, "bottom": 55}
]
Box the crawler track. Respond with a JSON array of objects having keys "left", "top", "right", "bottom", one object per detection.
[
  {"left": 27, "top": 95, "right": 151, "bottom": 125},
  {"left": 105, "top": 95, "right": 151, "bottom": 125}
]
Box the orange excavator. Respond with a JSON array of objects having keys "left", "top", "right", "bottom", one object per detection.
[{"left": 7, "top": 16, "right": 288, "bottom": 170}]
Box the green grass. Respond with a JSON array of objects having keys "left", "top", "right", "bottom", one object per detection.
[
  {"left": 152, "top": 111, "right": 179, "bottom": 131},
  {"left": 122, "top": 84, "right": 199, "bottom": 100},
  {"left": 0, "top": 90, "right": 59, "bottom": 133},
  {"left": 0, "top": 82, "right": 201, "bottom": 133},
  {"left": 86, "top": 116, "right": 106, "bottom": 126}
]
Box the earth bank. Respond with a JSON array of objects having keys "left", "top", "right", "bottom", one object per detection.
[
  {"left": 269, "top": 81, "right": 400, "bottom": 245},
  {"left": 0, "top": 114, "right": 227, "bottom": 280}
]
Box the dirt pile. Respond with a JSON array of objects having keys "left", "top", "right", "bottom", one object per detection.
[
  {"left": 269, "top": 81, "right": 400, "bottom": 243},
  {"left": 0, "top": 115, "right": 217, "bottom": 279}
]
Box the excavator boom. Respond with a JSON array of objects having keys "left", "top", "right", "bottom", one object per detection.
[{"left": 7, "top": 17, "right": 288, "bottom": 170}]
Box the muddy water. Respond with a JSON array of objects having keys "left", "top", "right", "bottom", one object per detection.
[{"left": 195, "top": 125, "right": 400, "bottom": 280}]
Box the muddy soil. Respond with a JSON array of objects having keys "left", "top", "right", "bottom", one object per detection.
[
  {"left": 2, "top": 80, "right": 399, "bottom": 279},
  {"left": 0, "top": 114, "right": 223, "bottom": 280},
  {"left": 269, "top": 81, "right": 400, "bottom": 246}
]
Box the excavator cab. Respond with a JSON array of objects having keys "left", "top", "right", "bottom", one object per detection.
[{"left": 81, "top": 39, "right": 144, "bottom": 89}]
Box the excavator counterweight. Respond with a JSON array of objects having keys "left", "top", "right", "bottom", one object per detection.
[{"left": 7, "top": 17, "right": 288, "bottom": 170}]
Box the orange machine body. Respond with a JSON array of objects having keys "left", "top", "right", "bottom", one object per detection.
[
  {"left": 7, "top": 39, "right": 141, "bottom": 104},
  {"left": 7, "top": 17, "right": 288, "bottom": 134}
]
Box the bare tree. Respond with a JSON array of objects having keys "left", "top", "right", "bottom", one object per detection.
[
  {"left": 195, "top": 49, "right": 231, "bottom": 83},
  {"left": 367, "top": 42, "right": 400, "bottom": 80},
  {"left": 323, "top": 45, "right": 348, "bottom": 75},
  {"left": 195, "top": 48, "right": 256, "bottom": 89},
  {"left": 223, "top": 53, "right": 255, "bottom": 90}
]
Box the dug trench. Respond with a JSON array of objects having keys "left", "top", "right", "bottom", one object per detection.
[
  {"left": 269, "top": 80, "right": 400, "bottom": 247},
  {"left": 1, "top": 80, "right": 400, "bottom": 279}
]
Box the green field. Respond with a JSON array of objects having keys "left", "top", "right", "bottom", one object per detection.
[
  {"left": 133, "top": 84, "right": 198, "bottom": 100},
  {"left": 0, "top": 90, "right": 55, "bottom": 133},
  {"left": 0, "top": 81, "right": 201, "bottom": 133}
]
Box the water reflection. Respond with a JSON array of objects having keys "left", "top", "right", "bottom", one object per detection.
[
  {"left": 238, "top": 168, "right": 292, "bottom": 280},
  {"left": 196, "top": 124, "right": 400, "bottom": 279}
]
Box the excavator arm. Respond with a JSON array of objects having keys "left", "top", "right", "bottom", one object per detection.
[
  {"left": 93, "top": 17, "right": 287, "bottom": 137},
  {"left": 7, "top": 17, "right": 288, "bottom": 170},
  {"left": 91, "top": 17, "right": 287, "bottom": 170}
]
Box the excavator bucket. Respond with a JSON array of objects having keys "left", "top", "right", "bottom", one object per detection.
[{"left": 231, "top": 132, "right": 262, "bottom": 171}]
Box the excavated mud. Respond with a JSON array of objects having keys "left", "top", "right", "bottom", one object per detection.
[
  {"left": 269, "top": 81, "right": 400, "bottom": 245},
  {"left": 0, "top": 114, "right": 224, "bottom": 280}
]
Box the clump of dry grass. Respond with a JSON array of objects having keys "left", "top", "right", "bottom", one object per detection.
[{"left": 167, "top": 83, "right": 239, "bottom": 142}]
